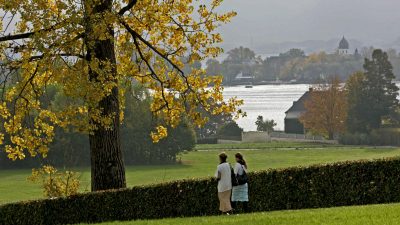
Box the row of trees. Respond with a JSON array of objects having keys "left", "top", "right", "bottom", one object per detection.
[
  {"left": 206, "top": 47, "right": 400, "bottom": 85},
  {"left": 300, "top": 49, "right": 399, "bottom": 141},
  {"left": 0, "top": 84, "right": 196, "bottom": 169}
]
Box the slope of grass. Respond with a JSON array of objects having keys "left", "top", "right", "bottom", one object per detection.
[
  {"left": 1, "top": 143, "right": 400, "bottom": 204},
  {"left": 90, "top": 203, "right": 400, "bottom": 225}
]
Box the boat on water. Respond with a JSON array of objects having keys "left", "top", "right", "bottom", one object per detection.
[{"left": 245, "top": 82, "right": 253, "bottom": 88}]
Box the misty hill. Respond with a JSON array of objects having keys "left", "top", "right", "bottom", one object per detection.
[{"left": 222, "top": 38, "right": 364, "bottom": 55}]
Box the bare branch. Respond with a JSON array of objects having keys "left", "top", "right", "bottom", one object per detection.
[
  {"left": 28, "top": 53, "right": 85, "bottom": 61},
  {"left": 120, "top": 19, "right": 210, "bottom": 115},
  {"left": 132, "top": 36, "right": 171, "bottom": 111},
  {"left": 118, "top": 0, "right": 138, "bottom": 16},
  {"left": 0, "top": 21, "right": 73, "bottom": 42},
  {"left": 0, "top": 32, "right": 36, "bottom": 42},
  {"left": 120, "top": 19, "right": 185, "bottom": 75}
]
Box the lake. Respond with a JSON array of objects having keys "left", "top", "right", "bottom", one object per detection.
[
  {"left": 224, "top": 83, "right": 400, "bottom": 131},
  {"left": 223, "top": 84, "right": 310, "bottom": 131}
]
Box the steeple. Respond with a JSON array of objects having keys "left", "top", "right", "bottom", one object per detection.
[
  {"left": 354, "top": 48, "right": 361, "bottom": 58},
  {"left": 338, "top": 36, "right": 350, "bottom": 55},
  {"left": 339, "top": 36, "right": 349, "bottom": 49}
]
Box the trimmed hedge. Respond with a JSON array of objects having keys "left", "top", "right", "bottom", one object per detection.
[
  {"left": 339, "top": 129, "right": 400, "bottom": 146},
  {"left": 2, "top": 158, "right": 400, "bottom": 225},
  {"left": 196, "top": 137, "right": 218, "bottom": 144}
]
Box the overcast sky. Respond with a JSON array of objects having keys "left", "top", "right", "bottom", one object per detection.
[
  {"left": 3, "top": 1, "right": 400, "bottom": 53},
  {"left": 217, "top": 0, "right": 400, "bottom": 49}
]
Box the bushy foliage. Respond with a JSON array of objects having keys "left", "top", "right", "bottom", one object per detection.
[
  {"left": 195, "top": 111, "right": 234, "bottom": 140},
  {"left": 255, "top": 115, "right": 277, "bottom": 132},
  {"left": 2, "top": 158, "right": 400, "bottom": 225},
  {"left": 300, "top": 76, "right": 347, "bottom": 139},
  {"left": 206, "top": 47, "right": 262, "bottom": 84},
  {"left": 27, "top": 165, "right": 81, "bottom": 198},
  {"left": 339, "top": 129, "right": 400, "bottom": 146},
  {"left": 0, "top": 85, "right": 196, "bottom": 168},
  {"left": 121, "top": 85, "right": 196, "bottom": 164},
  {"left": 338, "top": 132, "right": 371, "bottom": 145},
  {"left": 217, "top": 121, "right": 243, "bottom": 139},
  {"left": 346, "top": 49, "right": 399, "bottom": 133}
]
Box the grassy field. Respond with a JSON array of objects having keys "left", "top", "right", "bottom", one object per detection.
[
  {"left": 1, "top": 142, "right": 400, "bottom": 204},
  {"left": 90, "top": 203, "right": 400, "bottom": 225}
]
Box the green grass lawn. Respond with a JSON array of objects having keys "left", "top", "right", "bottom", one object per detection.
[
  {"left": 90, "top": 203, "right": 400, "bottom": 225},
  {"left": 1, "top": 142, "right": 400, "bottom": 204},
  {"left": 194, "top": 142, "right": 334, "bottom": 150}
]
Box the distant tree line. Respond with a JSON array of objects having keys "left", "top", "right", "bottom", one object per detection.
[
  {"left": 0, "top": 85, "right": 196, "bottom": 169},
  {"left": 206, "top": 46, "right": 400, "bottom": 85}
]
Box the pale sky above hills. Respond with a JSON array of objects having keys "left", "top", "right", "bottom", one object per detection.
[
  {"left": 217, "top": 0, "right": 400, "bottom": 48},
  {"left": 2, "top": 1, "right": 400, "bottom": 52}
]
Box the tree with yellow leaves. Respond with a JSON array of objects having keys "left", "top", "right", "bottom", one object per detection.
[
  {"left": 300, "top": 76, "right": 347, "bottom": 140},
  {"left": 0, "top": 0, "right": 242, "bottom": 191}
]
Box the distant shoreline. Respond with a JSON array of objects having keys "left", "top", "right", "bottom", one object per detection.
[
  {"left": 222, "top": 81, "right": 309, "bottom": 87},
  {"left": 222, "top": 80, "right": 400, "bottom": 87}
]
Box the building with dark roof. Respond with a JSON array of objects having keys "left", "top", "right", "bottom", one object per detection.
[
  {"left": 338, "top": 36, "right": 350, "bottom": 55},
  {"left": 284, "top": 88, "right": 313, "bottom": 134}
]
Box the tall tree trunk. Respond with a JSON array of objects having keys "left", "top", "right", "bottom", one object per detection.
[
  {"left": 84, "top": 0, "right": 126, "bottom": 191},
  {"left": 328, "top": 131, "right": 334, "bottom": 140}
]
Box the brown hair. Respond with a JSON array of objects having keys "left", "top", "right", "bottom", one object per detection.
[
  {"left": 235, "top": 153, "right": 247, "bottom": 169},
  {"left": 219, "top": 152, "right": 228, "bottom": 163}
]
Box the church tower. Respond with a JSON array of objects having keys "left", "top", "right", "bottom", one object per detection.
[{"left": 338, "top": 36, "right": 350, "bottom": 55}]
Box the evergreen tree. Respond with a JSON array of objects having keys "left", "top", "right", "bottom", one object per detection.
[
  {"left": 347, "top": 49, "right": 399, "bottom": 132},
  {"left": 346, "top": 72, "right": 367, "bottom": 133}
]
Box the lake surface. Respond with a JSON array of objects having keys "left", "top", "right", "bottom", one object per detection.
[
  {"left": 223, "top": 84, "right": 310, "bottom": 131},
  {"left": 224, "top": 83, "right": 400, "bottom": 131}
]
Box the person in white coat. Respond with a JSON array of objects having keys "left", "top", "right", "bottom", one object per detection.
[{"left": 215, "top": 152, "right": 232, "bottom": 214}]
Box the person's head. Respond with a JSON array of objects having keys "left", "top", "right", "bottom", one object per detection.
[
  {"left": 235, "top": 152, "right": 247, "bottom": 167},
  {"left": 219, "top": 152, "right": 228, "bottom": 163}
]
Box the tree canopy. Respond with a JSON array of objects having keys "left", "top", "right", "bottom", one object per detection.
[
  {"left": 300, "top": 76, "right": 347, "bottom": 139},
  {"left": 255, "top": 115, "right": 276, "bottom": 133},
  {"left": 0, "top": 0, "right": 242, "bottom": 190},
  {"left": 346, "top": 49, "right": 399, "bottom": 132}
]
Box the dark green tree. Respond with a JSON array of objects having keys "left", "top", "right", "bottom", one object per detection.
[
  {"left": 217, "top": 121, "right": 243, "bottom": 139},
  {"left": 346, "top": 71, "right": 366, "bottom": 133},
  {"left": 346, "top": 49, "right": 399, "bottom": 132},
  {"left": 279, "top": 48, "right": 305, "bottom": 58},
  {"left": 255, "top": 115, "right": 277, "bottom": 132},
  {"left": 225, "top": 46, "right": 256, "bottom": 64},
  {"left": 121, "top": 85, "right": 196, "bottom": 165}
]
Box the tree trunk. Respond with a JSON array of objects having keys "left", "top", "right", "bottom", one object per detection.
[
  {"left": 328, "top": 131, "right": 334, "bottom": 140},
  {"left": 89, "top": 87, "right": 126, "bottom": 191},
  {"left": 84, "top": 0, "right": 126, "bottom": 191}
]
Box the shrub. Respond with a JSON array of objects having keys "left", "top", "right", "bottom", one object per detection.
[
  {"left": 255, "top": 115, "right": 277, "bottom": 133},
  {"left": 196, "top": 137, "right": 218, "bottom": 144},
  {"left": 339, "top": 129, "right": 400, "bottom": 146},
  {"left": 2, "top": 158, "right": 400, "bottom": 225},
  {"left": 370, "top": 128, "right": 400, "bottom": 146},
  {"left": 28, "top": 165, "right": 81, "bottom": 198},
  {"left": 217, "top": 121, "right": 243, "bottom": 138},
  {"left": 339, "top": 132, "right": 371, "bottom": 145}
]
